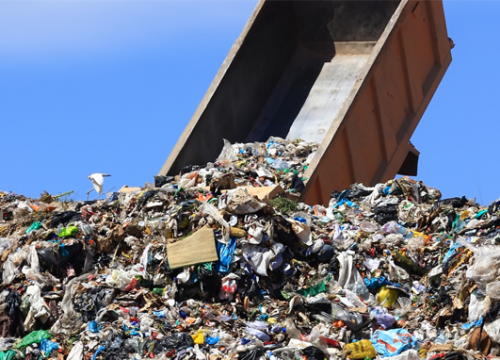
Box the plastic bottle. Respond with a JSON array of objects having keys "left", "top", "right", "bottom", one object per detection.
[{"left": 266, "top": 350, "right": 278, "bottom": 360}]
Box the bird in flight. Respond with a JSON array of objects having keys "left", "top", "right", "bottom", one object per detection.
[{"left": 88, "top": 173, "right": 111, "bottom": 195}]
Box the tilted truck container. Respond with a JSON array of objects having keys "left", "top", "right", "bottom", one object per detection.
[{"left": 159, "top": 0, "right": 453, "bottom": 206}]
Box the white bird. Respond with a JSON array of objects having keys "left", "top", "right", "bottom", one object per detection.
[{"left": 88, "top": 173, "right": 111, "bottom": 195}]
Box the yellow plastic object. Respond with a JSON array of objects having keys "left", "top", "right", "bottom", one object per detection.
[
  {"left": 192, "top": 329, "right": 205, "bottom": 344},
  {"left": 377, "top": 286, "right": 399, "bottom": 307},
  {"left": 267, "top": 318, "right": 277, "bottom": 325},
  {"left": 343, "top": 339, "right": 377, "bottom": 359}
]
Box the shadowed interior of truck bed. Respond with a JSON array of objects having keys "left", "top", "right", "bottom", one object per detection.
[
  {"left": 165, "top": 0, "right": 401, "bottom": 174},
  {"left": 246, "top": 1, "right": 400, "bottom": 143}
]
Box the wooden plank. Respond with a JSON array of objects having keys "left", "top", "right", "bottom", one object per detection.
[{"left": 167, "top": 226, "right": 219, "bottom": 269}]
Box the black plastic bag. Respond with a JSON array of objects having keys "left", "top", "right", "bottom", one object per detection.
[
  {"left": 316, "top": 244, "right": 334, "bottom": 263},
  {"left": 37, "top": 241, "right": 83, "bottom": 275},
  {"left": 105, "top": 344, "right": 135, "bottom": 360},
  {"left": 351, "top": 188, "right": 373, "bottom": 198},
  {"left": 430, "top": 196, "right": 467, "bottom": 211},
  {"left": 136, "top": 190, "right": 157, "bottom": 210},
  {"left": 154, "top": 175, "right": 175, "bottom": 188},
  {"left": 239, "top": 348, "right": 265, "bottom": 360},
  {"left": 302, "top": 346, "right": 325, "bottom": 360},
  {"left": 373, "top": 204, "right": 398, "bottom": 224},
  {"left": 291, "top": 174, "right": 305, "bottom": 193},
  {"left": 156, "top": 332, "right": 194, "bottom": 352},
  {"left": 50, "top": 211, "right": 83, "bottom": 228},
  {"left": 274, "top": 216, "right": 299, "bottom": 246},
  {"left": 245, "top": 277, "right": 261, "bottom": 298},
  {"left": 6, "top": 290, "right": 20, "bottom": 321},
  {"left": 305, "top": 298, "right": 332, "bottom": 314}
]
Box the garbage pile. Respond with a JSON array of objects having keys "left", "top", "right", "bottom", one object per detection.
[{"left": 2, "top": 137, "right": 500, "bottom": 360}]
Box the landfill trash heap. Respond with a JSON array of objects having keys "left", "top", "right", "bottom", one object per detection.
[{"left": 1, "top": 137, "right": 500, "bottom": 360}]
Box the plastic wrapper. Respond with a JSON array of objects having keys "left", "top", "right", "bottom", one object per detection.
[
  {"left": 371, "top": 329, "right": 417, "bottom": 357},
  {"left": 371, "top": 307, "right": 396, "bottom": 329},
  {"left": 332, "top": 304, "right": 365, "bottom": 331},
  {"left": 395, "top": 297, "right": 412, "bottom": 316},
  {"left": 284, "top": 318, "right": 302, "bottom": 339},
  {"left": 388, "top": 260, "right": 410, "bottom": 281}
]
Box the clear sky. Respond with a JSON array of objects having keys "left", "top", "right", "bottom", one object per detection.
[{"left": 0, "top": 1, "right": 499, "bottom": 205}]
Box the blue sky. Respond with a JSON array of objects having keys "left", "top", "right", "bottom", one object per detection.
[{"left": 0, "top": 1, "right": 499, "bottom": 205}]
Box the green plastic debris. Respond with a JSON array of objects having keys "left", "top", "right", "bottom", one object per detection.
[
  {"left": 14, "top": 330, "right": 51, "bottom": 349},
  {"left": 58, "top": 226, "right": 79, "bottom": 238},
  {"left": 475, "top": 210, "right": 488, "bottom": 219},
  {"left": 332, "top": 211, "right": 345, "bottom": 223},
  {"left": 152, "top": 288, "right": 165, "bottom": 295},
  {"left": 392, "top": 251, "right": 427, "bottom": 276},
  {"left": 297, "top": 280, "right": 326, "bottom": 297},
  {"left": 281, "top": 291, "right": 293, "bottom": 300},
  {"left": 25, "top": 221, "right": 42, "bottom": 234},
  {"left": 0, "top": 350, "right": 15, "bottom": 360}
]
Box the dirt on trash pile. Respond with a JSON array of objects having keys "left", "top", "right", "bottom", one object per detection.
[{"left": 0, "top": 137, "right": 499, "bottom": 360}]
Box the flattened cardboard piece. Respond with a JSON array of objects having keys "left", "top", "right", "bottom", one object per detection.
[
  {"left": 198, "top": 185, "right": 283, "bottom": 200},
  {"left": 118, "top": 185, "right": 142, "bottom": 193},
  {"left": 242, "top": 185, "right": 283, "bottom": 200},
  {"left": 221, "top": 185, "right": 283, "bottom": 200},
  {"left": 167, "top": 226, "right": 219, "bottom": 269},
  {"left": 428, "top": 344, "right": 453, "bottom": 352}
]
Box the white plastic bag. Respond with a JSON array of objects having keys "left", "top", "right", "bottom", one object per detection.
[
  {"left": 51, "top": 272, "right": 91, "bottom": 336},
  {"left": 486, "top": 281, "right": 500, "bottom": 299},
  {"left": 485, "top": 318, "right": 500, "bottom": 343},
  {"left": 468, "top": 292, "right": 485, "bottom": 323},
  {"left": 216, "top": 138, "right": 237, "bottom": 163},
  {"left": 466, "top": 245, "right": 500, "bottom": 287},
  {"left": 200, "top": 202, "right": 230, "bottom": 242},
  {"left": 337, "top": 252, "right": 370, "bottom": 299},
  {"left": 381, "top": 350, "right": 420, "bottom": 360},
  {"left": 242, "top": 244, "right": 274, "bottom": 276},
  {"left": 66, "top": 341, "right": 84, "bottom": 360},
  {"left": 3, "top": 249, "right": 28, "bottom": 285}
]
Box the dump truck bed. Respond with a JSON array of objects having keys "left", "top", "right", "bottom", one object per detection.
[{"left": 160, "top": 0, "right": 452, "bottom": 205}]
